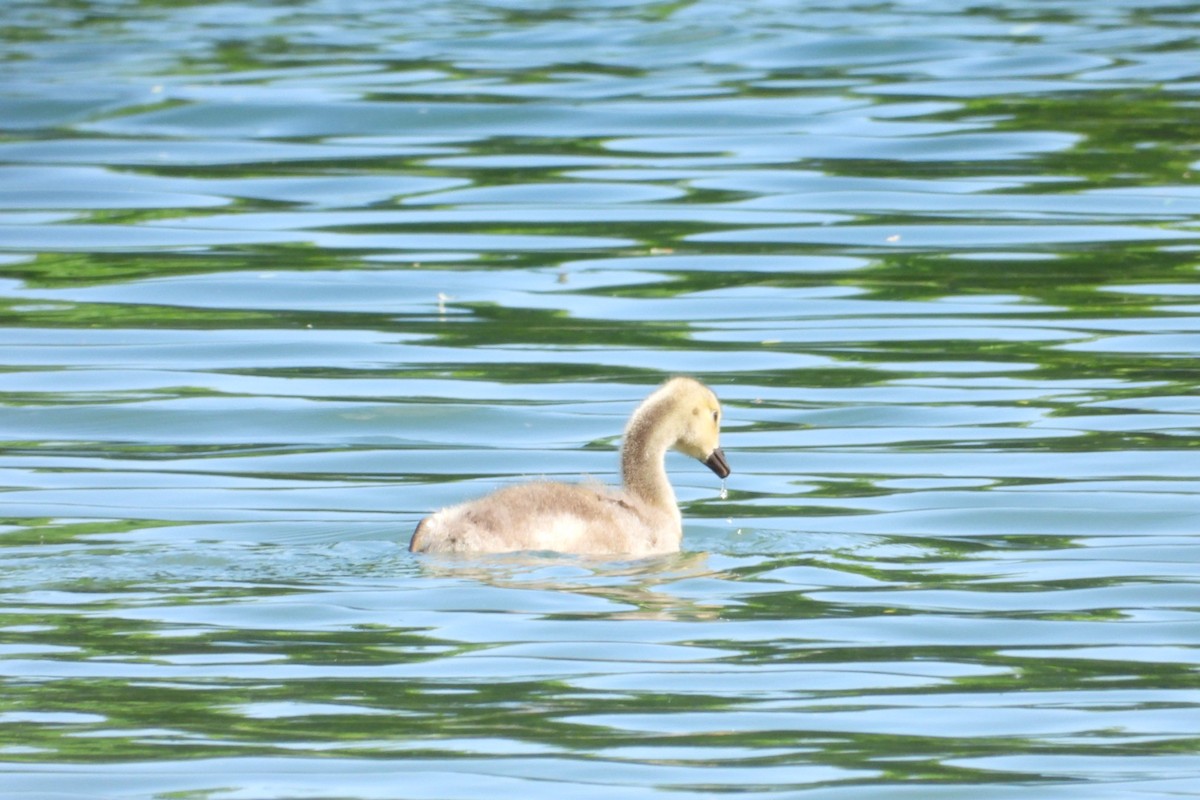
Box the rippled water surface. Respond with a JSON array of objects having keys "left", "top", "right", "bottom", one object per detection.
[{"left": 3, "top": 1, "right": 1200, "bottom": 797}]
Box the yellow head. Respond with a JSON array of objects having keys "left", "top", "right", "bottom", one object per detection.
[{"left": 664, "top": 377, "right": 730, "bottom": 478}]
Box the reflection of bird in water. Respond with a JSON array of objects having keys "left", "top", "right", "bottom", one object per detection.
[
  {"left": 410, "top": 377, "right": 730, "bottom": 556},
  {"left": 413, "top": 550, "right": 721, "bottom": 622}
]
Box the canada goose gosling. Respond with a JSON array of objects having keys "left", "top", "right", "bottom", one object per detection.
[{"left": 409, "top": 377, "right": 730, "bottom": 556}]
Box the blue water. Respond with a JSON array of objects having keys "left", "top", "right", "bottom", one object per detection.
[{"left": 2, "top": 1, "right": 1200, "bottom": 797}]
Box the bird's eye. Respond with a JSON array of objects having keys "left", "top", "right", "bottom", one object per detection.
[{"left": 712, "top": 410, "right": 719, "bottom": 423}]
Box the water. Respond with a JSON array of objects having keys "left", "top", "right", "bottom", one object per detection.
[{"left": 2, "top": 0, "right": 1199, "bottom": 797}]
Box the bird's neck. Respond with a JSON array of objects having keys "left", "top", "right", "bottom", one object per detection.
[{"left": 620, "top": 398, "right": 679, "bottom": 511}]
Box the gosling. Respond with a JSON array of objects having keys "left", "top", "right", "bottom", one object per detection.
[{"left": 409, "top": 376, "right": 730, "bottom": 556}]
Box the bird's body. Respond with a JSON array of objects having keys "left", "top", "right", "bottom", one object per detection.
[{"left": 409, "top": 377, "right": 730, "bottom": 556}]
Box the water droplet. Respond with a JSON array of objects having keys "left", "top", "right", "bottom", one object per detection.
[{"left": 719, "top": 479, "right": 728, "bottom": 501}]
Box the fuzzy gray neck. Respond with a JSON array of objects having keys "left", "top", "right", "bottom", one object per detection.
[{"left": 620, "top": 394, "right": 681, "bottom": 510}]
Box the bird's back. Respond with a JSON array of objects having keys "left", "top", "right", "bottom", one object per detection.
[{"left": 409, "top": 481, "right": 680, "bottom": 556}]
